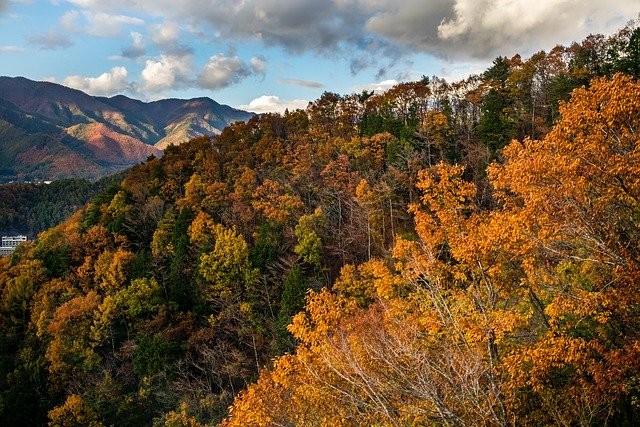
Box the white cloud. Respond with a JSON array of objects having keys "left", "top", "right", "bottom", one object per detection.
[
  {"left": 0, "top": 45, "right": 24, "bottom": 53},
  {"left": 66, "top": 0, "right": 102, "bottom": 8},
  {"left": 60, "top": 9, "right": 80, "bottom": 31},
  {"left": 61, "top": 9, "right": 144, "bottom": 37},
  {"left": 237, "top": 95, "right": 309, "bottom": 114},
  {"left": 352, "top": 79, "right": 398, "bottom": 94},
  {"left": 147, "top": 21, "right": 194, "bottom": 57},
  {"left": 141, "top": 54, "right": 191, "bottom": 91},
  {"left": 438, "top": 61, "right": 487, "bottom": 83},
  {"left": 435, "top": 0, "right": 586, "bottom": 56},
  {"left": 150, "top": 21, "right": 179, "bottom": 46},
  {"left": 367, "top": 0, "right": 640, "bottom": 59},
  {"left": 250, "top": 56, "right": 267, "bottom": 74},
  {"left": 197, "top": 53, "right": 252, "bottom": 90},
  {"left": 63, "top": 66, "right": 129, "bottom": 96}
]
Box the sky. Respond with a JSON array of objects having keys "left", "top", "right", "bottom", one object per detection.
[{"left": 0, "top": 0, "right": 638, "bottom": 113}]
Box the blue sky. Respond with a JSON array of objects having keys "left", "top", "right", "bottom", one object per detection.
[{"left": 1, "top": 0, "right": 638, "bottom": 113}]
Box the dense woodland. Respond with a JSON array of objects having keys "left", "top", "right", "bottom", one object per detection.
[
  {"left": 1, "top": 22, "right": 640, "bottom": 426},
  {"left": 0, "top": 172, "right": 127, "bottom": 237}
]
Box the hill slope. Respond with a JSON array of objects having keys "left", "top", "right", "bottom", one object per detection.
[
  {"left": 2, "top": 22, "right": 640, "bottom": 427},
  {"left": 0, "top": 77, "right": 253, "bottom": 182}
]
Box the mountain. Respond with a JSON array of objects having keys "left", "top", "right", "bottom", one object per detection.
[{"left": 0, "top": 76, "right": 253, "bottom": 183}]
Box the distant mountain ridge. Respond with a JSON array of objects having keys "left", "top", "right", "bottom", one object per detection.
[{"left": 0, "top": 76, "right": 253, "bottom": 183}]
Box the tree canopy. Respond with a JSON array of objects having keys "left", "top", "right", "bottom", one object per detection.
[{"left": 1, "top": 21, "right": 640, "bottom": 426}]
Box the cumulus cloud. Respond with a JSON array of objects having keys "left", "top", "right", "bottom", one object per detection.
[
  {"left": 278, "top": 78, "right": 324, "bottom": 89},
  {"left": 148, "top": 21, "right": 194, "bottom": 57},
  {"left": 63, "top": 66, "right": 130, "bottom": 96},
  {"left": 237, "top": 95, "right": 309, "bottom": 114},
  {"left": 121, "top": 31, "right": 146, "bottom": 58},
  {"left": 367, "top": 0, "right": 640, "bottom": 59},
  {"left": 61, "top": 9, "right": 144, "bottom": 37},
  {"left": 197, "top": 53, "right": 253, "bottom": 90},
  {"left": 141, "top": 54, "right": 192, "bottom": 91},
  {"left": 150, "top": 21, "right": 179, "bottom": 46},
  {"left": 28, "top": 29, "right": 73, "bottom": 50}
]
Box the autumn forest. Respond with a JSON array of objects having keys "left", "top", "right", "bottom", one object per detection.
[{"left": 2, "top": 21, "right": 640, "bottom": 426}]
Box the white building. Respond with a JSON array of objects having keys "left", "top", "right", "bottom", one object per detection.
[
  {"left": 2, "top": 235, "right": 27, "bottom": 247},
  {"left": 0, "top": 235, "right": 27, "bottom": 256},
  {"left": 0, "top": 247, "right": 14, "bottom": 256}
]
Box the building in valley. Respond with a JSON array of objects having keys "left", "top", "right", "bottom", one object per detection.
[{"left": 0, "top": 235, "right": 27, "bottom": 256}]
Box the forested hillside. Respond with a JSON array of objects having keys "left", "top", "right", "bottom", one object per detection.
[
  {"left": 1, "top": 22, "right": 639, "bottom": 426},
  {"left": 0, "top": 172, "right": 127, "bottom": 237}
]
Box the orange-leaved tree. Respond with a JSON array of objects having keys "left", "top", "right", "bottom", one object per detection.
[
  {"left": 489, "top": 73, "right": 640, "bottom": 424},
  {"left": 223, "top": 73, "right": 640, "bottom": 426}
]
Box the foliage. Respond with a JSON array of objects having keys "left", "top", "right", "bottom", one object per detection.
[
  {"left": 224, "top": 74, "right": 640, "bottom": 425},
  {"left": 0, "top": 173, "right": 124, "bottom": 237},
  {"left": 2, "top": 21, "right": 640, "bottom": 426}
]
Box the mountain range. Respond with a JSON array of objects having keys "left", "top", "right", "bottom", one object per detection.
[{"left": 0, "top": 76, "right": 253, "bottom": 183}]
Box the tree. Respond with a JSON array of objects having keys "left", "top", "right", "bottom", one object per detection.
[
  {"left": 48, "top": 395, "right": 104, "bottom": 427},
  {"left": 478, "top": 88, "right": 515, "bottom": 156},
  {"left": 274, "top": 266, "right": 308, "bottom": 354},
  {"left": 34, "top": 228, "right": 73, "bottom": 278},
  {"left": 485, "top": 56, "right": 511, "bottom": 88},
  {"left": 293, "top": 208, "right": 326, "bottom": 271},
  {"left": 489, "top": 73, "right": 640, "bottom": 423},
  {"left": 606, "top": 22, "right": 640, "bottom": 78},
  {"left": 46, "top": 291, "right": 102, "bottom": 393},
  {"left": 252, "top": 179, "right": 304, "bottom": 226},
  {"left": 198, "top": 223, "right": 258, "bottom": 307}
]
